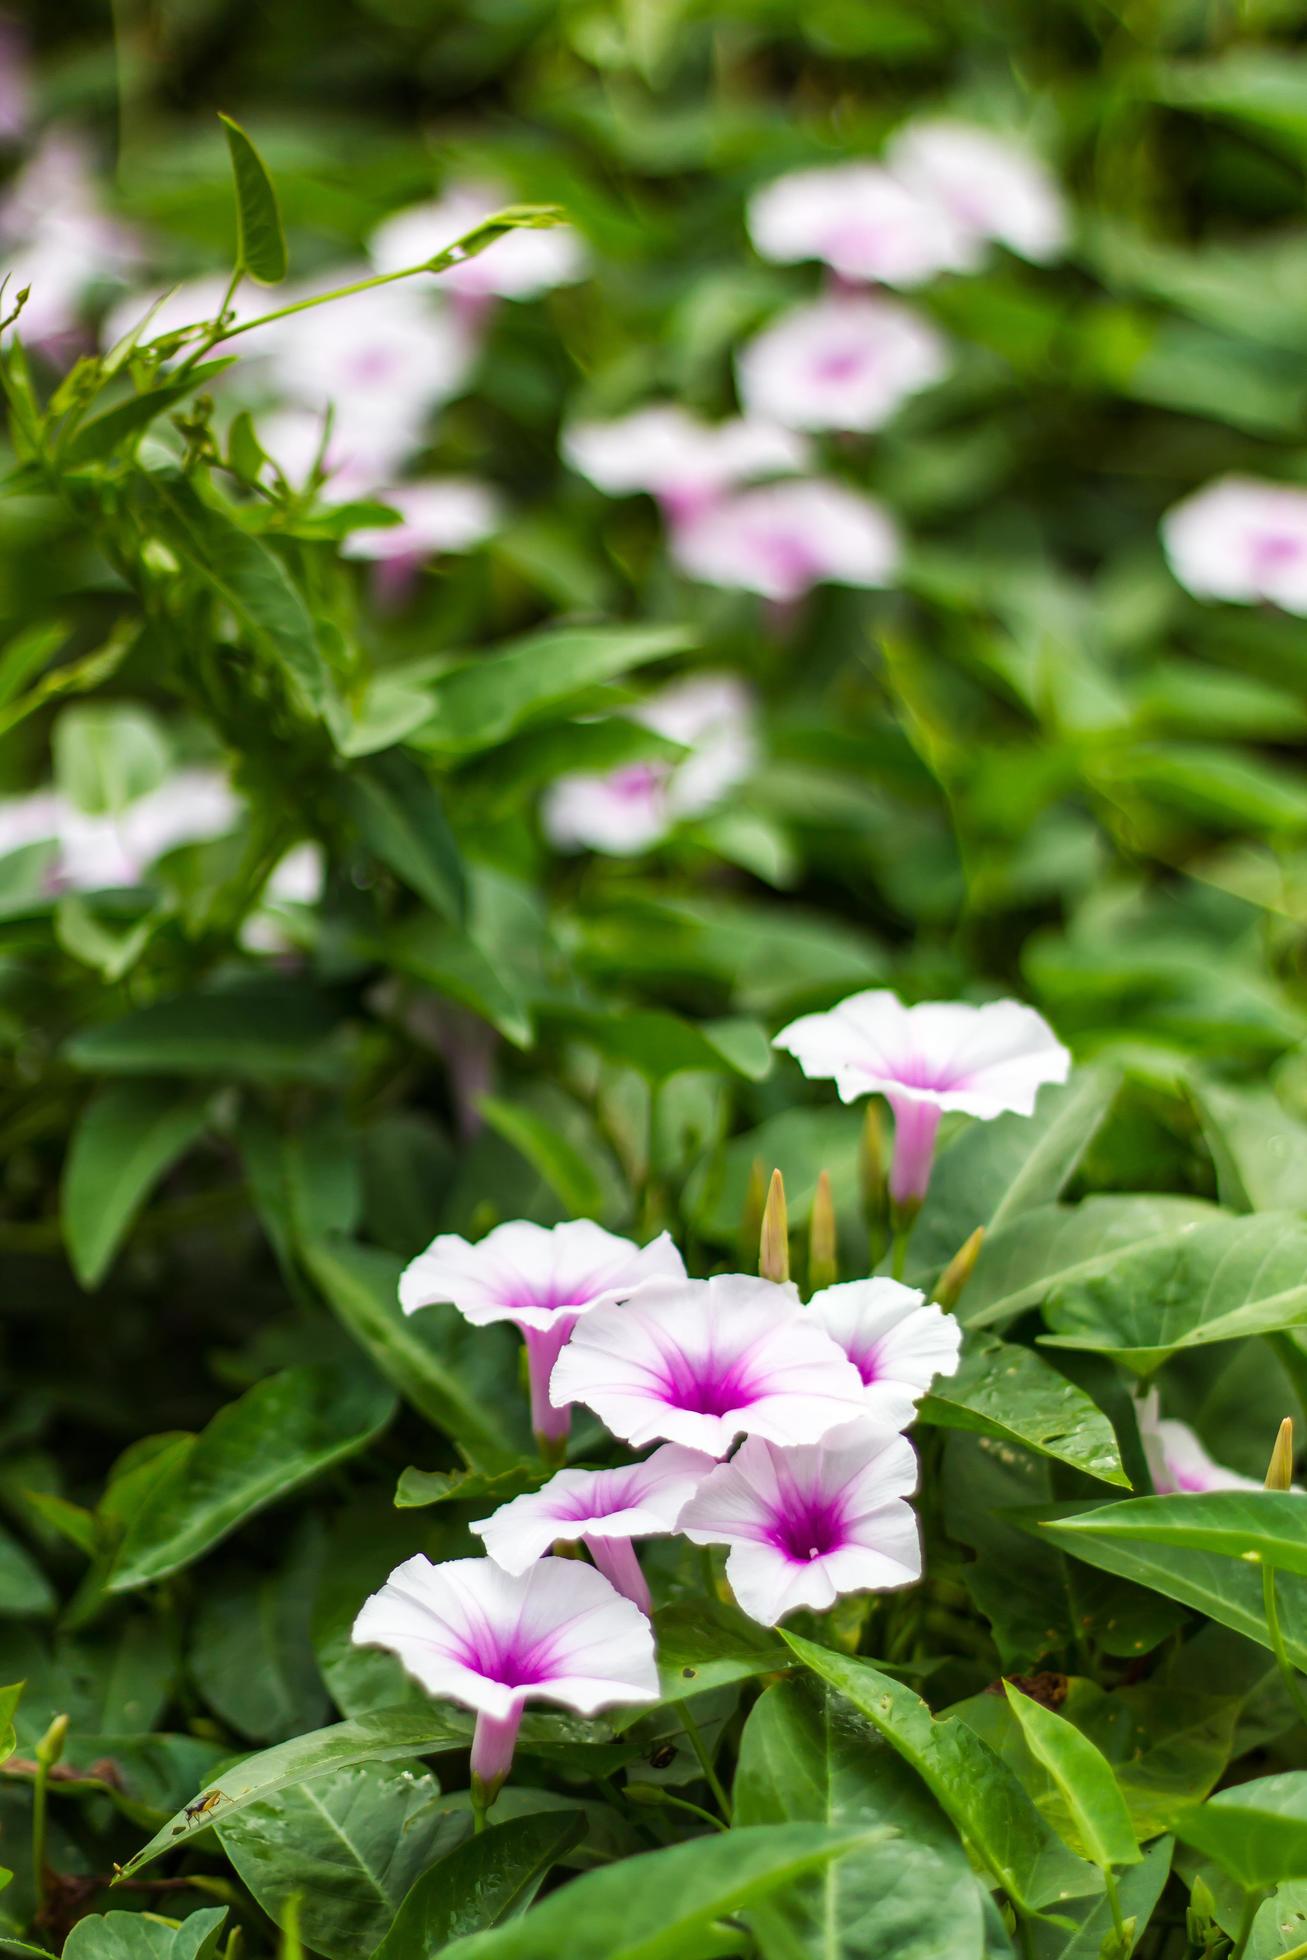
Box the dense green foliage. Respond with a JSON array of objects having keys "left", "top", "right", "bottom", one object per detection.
[{"left": 6, "top": 2, "right": 1307, "bottom": 1957}]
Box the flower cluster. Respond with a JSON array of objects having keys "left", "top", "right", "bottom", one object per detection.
[
  {"left": 355, "top": 1223, "right": 962, "bottom": 1807},
  {"left": 562, "top": 119, "right": 1065, "bottom": 607}
]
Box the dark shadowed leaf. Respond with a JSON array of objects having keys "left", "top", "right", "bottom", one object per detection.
[
  {"left": 66, "top": 980, "right": 345, "bottom": 1083},
  {"left": 345, "top": 749, "right": 465, "bottom": 925},
  {"left": 373, "top": 1811, "right": 586, "bottom": 1957},
  {"left": 61, "top": 1081, "right": 211, "bottom": 1288},
  {"left": 63, "top": 1908, "right": 227, "bottom": 1960}
]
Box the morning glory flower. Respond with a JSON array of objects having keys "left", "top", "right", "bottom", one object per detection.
[
  {"left": 471, "top": 1444, "right": 714, "bottom": 1614},
  {"left": 1, "top": 132, "right": 140, "bottom": 348},
  {"left": 807, "top": 1278, "right": 962, "bottom": 1428},
  {"left": 1161, "top": 476, "right": 1307, "bottom": 615},
  {"left": 240, "top": 842, "right": 325, "bottom": 955},
  {"left": 551, "top": 1272, "right": 868, "bottom": 1456},
  {"left": 369, "top": 183, "right": 585, "bottom": 308},
  {"left": 0, "top": 769, "right": 242, "bottom": 892},
  {"left": 774, "top": 990, "right": 1070, "bottom": 1208},
  {"left": 746, "top": 162, "right": 971, "bottom": 287},
  {"left": 541, "top": 673, "right": 757, "bottom": 856},
  {"left": 736, "top": 294, "right": 949, "bottom": 434},
  {"left": 671, "top": 478, "right": 900, "bottom": 603},
  {"left": 886, "top": 120, "right": 1068, "bottom": 265},
  {"left": 1134, "top": 1391, "right": 1274, "bottom": 1496},
  {"left": 562, "top": 405, "right": 808, "bottom": 522},
  {"left": 257, "top": 404, "right": 414, "bottom": 505},
  {"left": 677, "top": 1420, "right": 922, "bottom": 1626},
  {"left": 343, "top": 478, "right": 504, "bottom": 602},
  {"left": 399, "top": 1220, "right": 686, "bottom": 1450},
  {"left": 352, "top": 1554, "right": 658, "bottom": 1808}
]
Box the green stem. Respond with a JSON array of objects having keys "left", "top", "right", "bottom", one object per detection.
[
  {"left": 680, "top": 1703, "right": 732, "bottom": 1822},
  {"left": 1104, "top": 1869, "right": 1127, "bottom": 1948},
  {"left": 1263, "top": 1562, "right": 1307, "bottom": 1728},
  {"left": 629, "top": 1789, "right": 728, "bottom": 1833},
  {"left": 30, "top": 1754, "right": 48, "bottom": 1915}
]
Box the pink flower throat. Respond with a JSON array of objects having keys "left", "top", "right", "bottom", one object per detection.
[
  {"left": 768, "top": 1493, "right": 847, "bottom": 1565},
  {"left": 656, "top": 1354, "right": 760, "bottom": 1417}
]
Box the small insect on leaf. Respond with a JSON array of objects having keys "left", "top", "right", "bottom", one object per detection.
[
  {"left": 184, "top": 1789, "right": 226, "bottom": 1822},
  {"left": 218, "top": 114, "right": 287, "bottom": 285}
]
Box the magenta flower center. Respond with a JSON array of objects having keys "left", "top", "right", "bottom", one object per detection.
[
  {"left": 1251, "top": 530, "right": 1306, "bottom": 574},
  {"left": 847, "top": 1341, "right": 881, "bottom": 1388},
  {"left": 812, "top": 346, "right": 868, "bottom": 384},
  {"left": 457, "top": 1629, "right": 560, "bottom": 1689},
  {"left": 608, "top": 763, "right": 667, "bottom": 804},
  {"left": 657, "top": 1350, "right": 759, "bottom": 1418},
  {"left": 768, "top": 1492, "right": 847, "bottom": 1564}
]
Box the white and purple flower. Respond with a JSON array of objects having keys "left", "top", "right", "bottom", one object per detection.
[
  {"left": 1, "top": 132, "right": 140, "bottom": 349},
  {"left": 562, "top": 406, "right": 807, "bottom": 524},
  {"left": 551, "top": 1272, "right": 868, "bottom": 1456},
  {"left": 746, "top": 161, "right": 971, "bottom": 288},
  {"left": 541, "top": 673, "right": 756, "bottom": 857},
  {"left": 677, "top": 1420, "right": 922, "bottom": 1625},
  {"left": 0, "top": 767, "right": 241, "bottom": 893},
  {"left": 1134, "top": 1391, "right": 1278, "bottom": 1497},
  {"left": 887, "top": 119, "right": 1068, "bottom": 266},
  {"left": 671, "top": 477, "right": 899, "bottom": 603},
  {"left": 808, "top": 1278, "right": 962, "bottom": 1427},
  {"left": 1161, "top": 476, "right": 1307, "bottom": 616},
  {"left": 352, "top": 1554, "right": 658, "bottom": 1805},
  {"left": 775, "top": 990, "right": 1070, "bottom": 1208},
  {"left": 399, "top": 1219, "right": 686, "bottom": 1450},
  {"left": 471, "top": 1444, "right": 713, "bottom": 1614},
  {"left": 736, "top": 294, "right": 949, "bottom": 435}
]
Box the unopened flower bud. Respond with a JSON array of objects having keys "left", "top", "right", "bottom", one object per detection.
[
  {"left": 808, "top": 1169, "right": 838, "bottom": 1296},
  {"left": 935, "top": 1226, "right": 984, "bottom": 1313},
  {"left": 35, "top": 1712, "right": 68, "bottom": 1769},
  {"left": 859, "top": 1102, "right": 888, "bottom": 1232},
  {"left": 1266, "top": 1416, "right": 1296, "bottom": 1492},
  {"left": 759, "top": 1168, "right": 789, "bottom": 1285},
  {"left": 738, "top": 1156, "right": 767, "bottom": 1271}
]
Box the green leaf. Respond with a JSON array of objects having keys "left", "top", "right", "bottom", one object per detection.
[
  {"left": 362, "top": 914, "right": 532, "bottom": 1047},
  {"left": 544, "top": 1003, "right": 772, "bottom": 1082},
  {"left": 917, "top": 1338, "right": 1130, "bottom": 1487},
  {"left": 624, "top": 1601, "right": 790, "bottom": 1721},
  {"left": 415, "top": 624, "right": 694, "bottom": 756},
  {"left": 301, "top": 1237, "right": 527, "bottom": 1469},
  {"left": 781, "top": 1633, "right": 1099, "bottom": 1914},
  {"left": 65, "top": 980, "right": 345, "bottom": 1083},
  {"left": 1033, "top": 1508, "right": 1307, "bottom": 1669},
  {"left": 216, "top": 1760, "right": 448, "bottom": 1959},
  {"left": 53, "top": 703, "right": 169, "bottom": 818},
  {"left": 345, "top": 750, "right": 465, "bottom": 926},
  {"left": 0, "top": 1683, "right": 21, "bottom": 1760},
  {"left": 116, "top": 1705, "right": 472, "bottom": 1877},
  {"left": 189, "top": 1526, "right": 329, "bottom": 1743},
  {"left": 910, "top": 1070, "right": 1120, "bottom": 1280},
  {"left": 145, "top": 473, "right": 326, "bottom": 714},
  {"left": 1174, "top": 1771, "right": 1307, "bottom": 1891},
  {"left": 476, "top": 1095, "right": 610, "bottom": 1219},
  {"left": 62, "top": 360, "right": 237, "bottom": 466},
  {"left": 0, "top": 1529, "right": 55, "bottom": 1619},
  {"left": 1190, "top": 1078, "right": 1307, "bottom": 1213},
  {"left": 394, "top": 1462, "right": 546, "bottom": 1510},
  {"left": 106, "top": 1360, "right": 396, "bottom": 1591},
  {"left": 1047, "top": 1491, "right": 1307, "bottom": 1577},
  {"left": 61, "top": 1081, "right": 210, "bottom": 1288},
  {"left": 373, "top": 1811, "right": 586, "bottom": 1957},
  {"left": 218, "top": 113, "right": 287, "bottom": 284},
  {"left": 1041, "top": 1211, "right": 1307, "bottom": 1370},
  {"left": 1030, "top": 1840, "right": 1173, "bottom": 1960},
  {"left": 958, "top": 1196, "right": 1223, "bottom": 1332},
  {"left": 63, "top": 1908, "right": 228, "bottom": 1960},
  {"left": 1001, "top": 1684, "right": 1140, "bottom": 1872},
  {"left": 734, "top": 1678, "right": 987, "bottom": 1960},
  {"left": 439, "top": 1825, "right": 887, "bottom": 1960}
]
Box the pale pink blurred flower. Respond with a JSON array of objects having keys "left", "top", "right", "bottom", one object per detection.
[
  {"left": 1135, "top": 1391, "right": 1279, "bottom": 1497},
  {"left": 747, "top": 162, "right": 974, "bottom": 287},
  {"left": 737, "top": 294, "right": 948, "bottom": 435},
  {"left": 562, "top": 406, "right": 808, "bottom": 522},
  {"left": 678, "top": 1420, "right": 921, "bottom": 1626},
  {"left": 551, "top": 1273, "right": 868, "bottom": 1457},
  {"left": 399, "top": 1219, "right": 686, "bottom": 1449},
  {"left": 352, "top": 1554, "right": 657, "bottom": 1806},
  {"left": 100, "top": 276, "right": 250, "bottom": 362},
  {"left": 240, "top": 842, "right": 325, "bottom": 955},
  {"left": 1162, "top": 476, "right": 1307, "bottom": 615},
  {"left": 471, "top": 1444, "right": 713, "bottom": 1613},
  {"left": 541, "top": 673, "right": 756, "bottom": 857},
  {"left": 369, "top": 185, "right": 585, "bottom": 308},
  {"left": 775, "top": 991, "right": 1070, "bottom": 1207},
  {"left": 342, "top": 477, "right": 503, "bottom": 568},
  {"left": 887, "top": 120, "right": 1068, "bottom": 265},
  {"left": 807, "top": 1278, "right": 962, "bottom": 1427},
  {"left": 0, "top": 769, "right": 241, "bottom": 892},
  {"left": 1, "top": 133, "right": 140, "bottom": 347},
  {"left": 671, "top": 478, "right": 899, "bottom": 603}
]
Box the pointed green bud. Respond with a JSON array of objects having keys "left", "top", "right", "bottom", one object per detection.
[
  {"left": 738, "top": 1156, "right": 767, "bottom": 1271},
  {"left": 808, "top": 1170, "right": 838, "bottom": 1296},
  {"left": 935, "top": 1226, "right": 984, "bottom": 1313},
  {"left": 1266, "top": 1415, "right": 1295, "bottom": 1492},
  {"left": 759, "top": 1168, "right": 789, "bottom": 1285},
  {"left": 859, "top": 1102, "right": 888, "bottom": 1230},
  {"left": 35, "top": 1712, "right": 68, "bottom": 1769}
]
